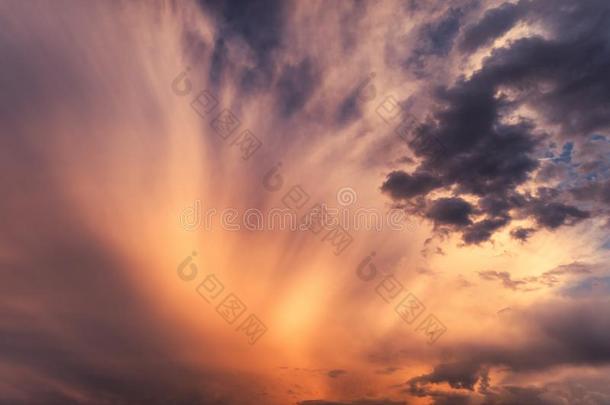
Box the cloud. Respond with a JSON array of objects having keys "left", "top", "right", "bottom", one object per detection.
[
  {"left": 404, "top": 298, "right": 610, "bottom": 403},
  {"left": 298, "top": 400, "right": 407, "bottom": 405},
  {"left": 276, "top": 57, "right": 321, "bottom": 118},
  {"left": 510, "top": 226, "right": 536, "bottom": 241},
  {"left": 436, "top": 302, "right": 610, "bottom": 373},
  {"left": 381, "top": 171, "right": 442, "bottom": 200},
  {"left": 478, "top": 270, "right": 528, "bottom": 290},
  {"left": 197, "top": 0, "right": 287, "bottom": 91},
  {"left": 478, "top": 262, "right": 592, "bottom": 291},
  {"left": 563, "top": 276, "right": 610, "bottom": 298},
  {"left": 462, "top": 217, "right": 510, "bottom": 244},
  {"left": 459, "top": 1, "right": 526, "bottom": 52},
  {"left": 426, "top": 198, "right": 474, "bottom": 227},
  {"left": 530, "top": 201, "right": 590, "bottom": 229},
  {"left": 408, "top": 6, "right": 466, "bottom": 72},
  {"left": 407, "top": 361, "right": 483, "bottom": 391},
  {"left": 381, "top": 0, "right": 610, "bottom": 243},
  {"left": 571, "top": 179, "right": 610, "bottom": 205}
]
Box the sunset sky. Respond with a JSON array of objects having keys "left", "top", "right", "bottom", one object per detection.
[{"left": 1, "top": 1, "right": 610, "bottom": 404}]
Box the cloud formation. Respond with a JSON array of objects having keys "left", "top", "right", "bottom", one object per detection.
[{"left": 382, "top": 0, "right": 610, "bottom": 244}]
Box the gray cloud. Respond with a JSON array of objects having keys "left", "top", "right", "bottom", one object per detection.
[
  {"left": 381, "top": 171, "right": 442, "bottom": 200},
  {"left": 510, "top": 226, "right": 536, "bottom": 241},
  {"left": 382, "top": 0, "right": 610, "bottom": 243},
  {"left": 426, "top": 198, "right": 474, "bottom": 227},
  {"left": 404, "top": 298, "right": 610, "bottom": 403},
  {"left": 459, "top": 1, "right": 527, "bottom": 52}
]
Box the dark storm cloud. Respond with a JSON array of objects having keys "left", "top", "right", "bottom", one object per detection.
[
  {"left": 459, "top": 1, "right": 526, "bottom": 52},
  {"left": 417, "top": 101, "right": 539, "bottom": 198},
  {"left": 470, "top": 0, "right": 610, "bottom": 137},
  {"left": 380, "top": 171, "right": 442, "bottom": 200},
  {"left": 426, "top": 198, "right": 473, "bottom": 227},
  {"left": 462, "top": 216, "right": 509, "bottom": 244},
  {"left": 382, "top": 80, "right": 540, "bottom": 213},
  {"left": 481, "top": 35, "right": 610, "bottom": 137},
  {"left": 382, "top": 0, "right": 610, "bottom": 243},
  {"left": 476, "top": 195, "right": 514, "bottom": 218}
]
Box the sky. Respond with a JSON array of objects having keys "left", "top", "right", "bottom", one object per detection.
[{"left": 1, "top": 0, "right": 610, "bottom": 404}]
